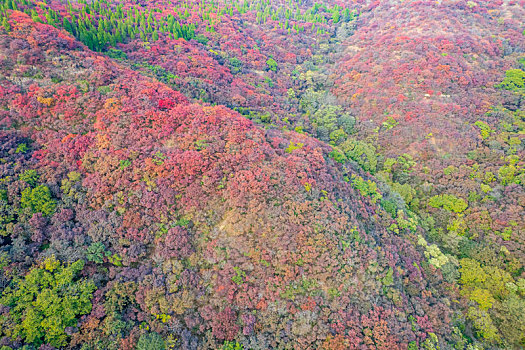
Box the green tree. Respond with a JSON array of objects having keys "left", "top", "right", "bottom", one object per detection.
[
  {"left": 86, "top": 242, "right": 109, "bottom": 264},
  {"left": 136, "top": 332, "right": 165, "bottom": 350},
  {"left": 20, "top": 184, "right": 56, "bottom": 216},
  {"left": 428, "top": 194, "right": 468, "bottom": 213},
  {"left": 19, "top": 169, "right": 39, "bottom": 187},
  {"left": 0, "top": 256, "right": 96, "bottom": 347},
  {"left": 2, "top": 17, "right": 10, "bottom": 32},
  {"left": 223, "top": 341, "right": 244, "bottom": 350},
  {"left": 496, "top": 69, "right": 525, "bottom": 92}
]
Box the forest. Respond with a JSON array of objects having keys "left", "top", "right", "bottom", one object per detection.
[{"left": 0, "top": 0, "right": 524, "bottom": 349}]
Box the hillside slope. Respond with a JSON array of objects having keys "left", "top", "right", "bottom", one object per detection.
[{"left": 0, "top": 12, "right": 457, "bottom": 350}]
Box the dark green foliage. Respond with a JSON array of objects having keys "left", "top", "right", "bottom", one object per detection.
[
  {"left": 86, "top": 242, "right": 108, "bottom": 264},
  {"left": 195, "top": 33, "right": 209, "bottom": 45},
  {"left": 229, "top": 57, "right": 242, "bottom": 73},
  {"left": 106, "top": 48, "right": 127, "bottom": 60},
  {"left": 381, "top": 198, "right": 398, "bottom": 217},
  {"left": 18, "top": 169, "right": 38, "bottom": 187}
]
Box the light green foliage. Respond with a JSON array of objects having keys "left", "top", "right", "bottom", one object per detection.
[
  {"left": 351, "top": 174, "right": 382, "bottom": 204},
  {"left": 108, "top": 253, "right": 123, "bottom": 266},
  {"left": 303, "top": 182, "right": 312, "bottom": 192},
  {"left": 339, "top": 113, "right": 356, "bottom": 134},
  {"left": 391, "top": 182, "right": 416, "bottom": 206},
  {"left": 382, "top": 116, "right": 399, "bottom": 130},
  {"left": 15, "top": 143, "right": 28, "bottom": 154},
  {"left": 469, "top": 288, "right": 495, "bottom": 310},
  {"left": 155, "top": 313, "right": 171, "bottom": 323},
  {"left": 20, "top": 184, "right": 56, "bottom": 216},
  {"left": 497, "top": 164, "right": 518, "bottom": 186},
  {"left": 340, "top": 139, "right": 378, "bottom": 173},
  {"left": 0, "top": 190, "right": 14, "bottom": 236},
  {"left": 312, "top": 105, "right": 341, "bottom": 141},
  {"left": 500, "top": 226, "right": 512, "bottom": 241},
  {"left": 329, "top": 149, "right": 346, "bottom": 164},
  {"left": 266, "top": 58, "right": 277, "bottom": 72},
  {"left": 119, "top": 159, "right": 131, "bottom": 169},
  {"left": 447, "top": 217, "right": 468, "bottom": 236},
  {"left": 417, "top": 235, "right": 450, "bottom": 269},
  {"left": 467, "top": 307, "right": 500, "bottom": 342},
  {"left": 459, "top": 258, "right": 487, "bottom": 286},
  {"left": 388, "top": 210, "right": 418, "bottom": 233},
  {"left": 397, "top": 154, "right": 416, "bottom": 173},
  {"left": 480, "top": 183, "right": 491, "bottom": 193},
  {"left": 136, "top": 332, "right": 166, "bottom": 350},
  {"left": 474, "top": 121, "right": 494, "bottom": 140},
  {"left": 97, "top": 85, "right": 112, "bottom": 95},
  {"left": 298, "top": 88, "right": 355, "bottom": 140},
  {"left": 421, "top": 332, "right": 440, "bottom": 350},
  {"left": 0, "top": 256, "right": 95, "bottom": 347},
  {"left": 457, "top": 258, "right": 522, "bottom": 343},
  {"left": 195, "top": 139, "right": 208, "bottom": 151},
  {"left": 61, "top": 171, "right": 83, "bottom": 200},
  {"left": 106, "top": 48, "right": 127, "bottom": 60},
  {"left": 152, "top": 151, "right": 167, "bottom": 165},
  {"left": 223, "top": 341, "right": 244, "bottom": 350},
  {"left": 232, "top": 267, "right": 246, "bottom": 285},
  {"left": 495, "top": 68, "right": 525, "bottom": 92},
  {"left": 229, "top": 57, "right": 242, "bottom": 73},
  {"left": 382, "top": 267, "right": 394, "bottom": 286},
  {"left": 428, "top": 194, "right": 467, "bottom": 213},
  {"left": 380, "top": 198, "right": 398, "bottom": 217},
  {"left": 195, "top": 33, "right": 209, "bottom": 45},
  {"left": 329, "top": 128, "right": 347, "bottom": 144},
  {"left": 2, "top": 17, "right": 10, "bottom": 32},
  {"left": 280, "top": 278, "right": 319, "bottom": 301},
  {"left": 443, "top": 165, "right": 457, "bottom": 176},
  {"left": 285, "top": 141, "right": 303, "bottom": 153}
]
